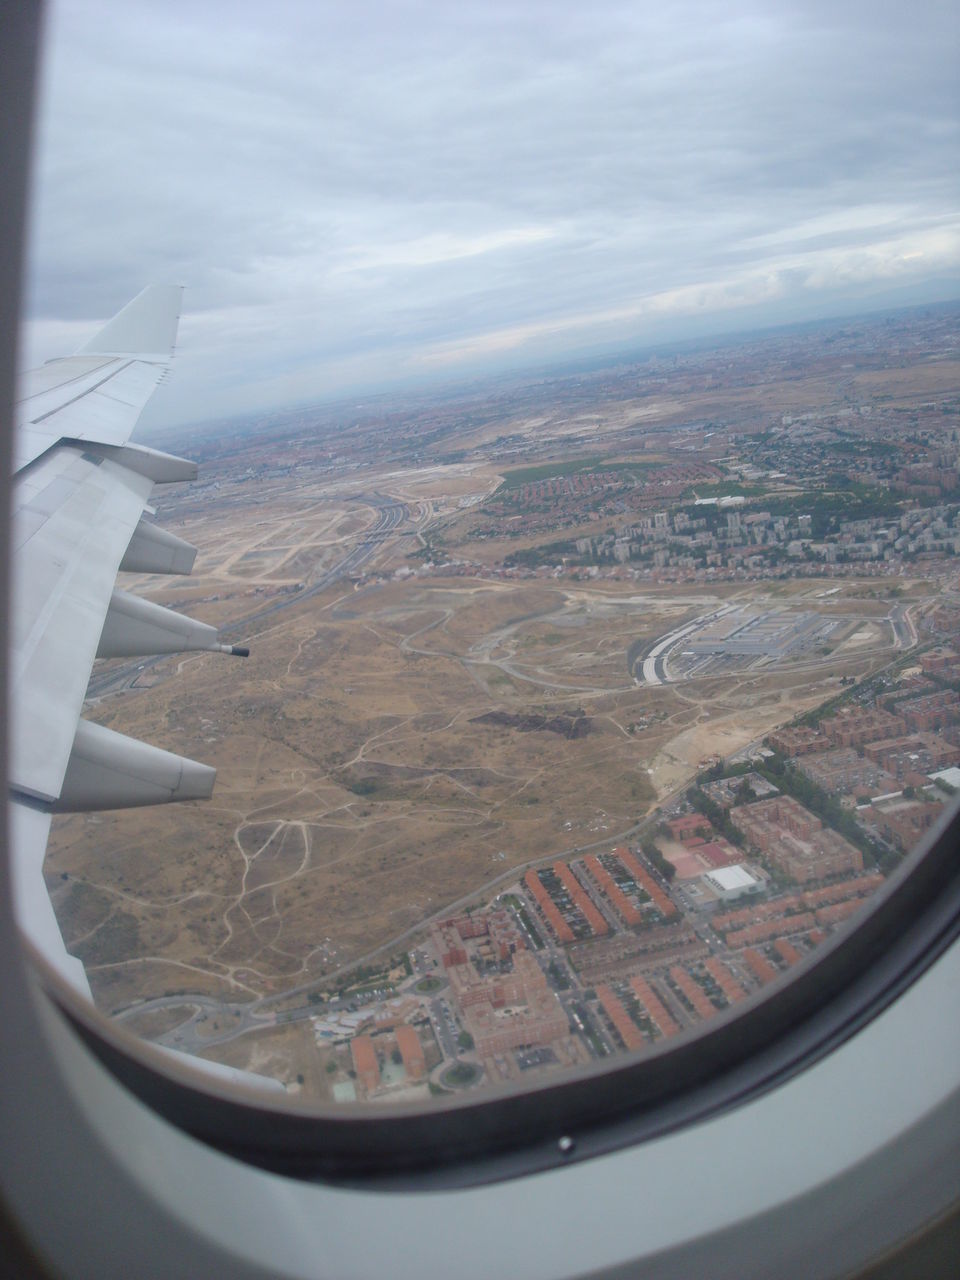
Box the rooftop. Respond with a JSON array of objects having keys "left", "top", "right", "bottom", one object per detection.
[{"left": 704, "top": 864, "right": 761, "bottom": 892}]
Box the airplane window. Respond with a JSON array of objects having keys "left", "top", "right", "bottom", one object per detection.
[{"left": 11, "top": 0, "right": 960, "bottom": 1184}]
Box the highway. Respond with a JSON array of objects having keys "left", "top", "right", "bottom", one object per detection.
[
  {"left": 86, "top": 494, "right": 408, "bottom": 698},
  {"left": 890, "top": 602, "right": 918, "bottom": 649}
]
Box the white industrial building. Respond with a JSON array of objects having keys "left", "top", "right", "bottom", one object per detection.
[{"left": 702, "top": 864, "right": 764, "bottom": 901}]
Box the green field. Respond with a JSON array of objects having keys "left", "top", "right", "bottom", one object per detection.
[
  {"left": 497, "top": 457, "right": 607, "bottom": 491},
  {"left": 496, "top": 456, "right": 664, "bottom": 493}
]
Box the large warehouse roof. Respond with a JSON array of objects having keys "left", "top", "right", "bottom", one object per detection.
[{"left": 704, "top": 865, "right": 761, "bottom": 893}]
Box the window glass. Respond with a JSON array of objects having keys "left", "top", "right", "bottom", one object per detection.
[{"left": 22, "top": 0, "right": 960, "bottom": 1107}]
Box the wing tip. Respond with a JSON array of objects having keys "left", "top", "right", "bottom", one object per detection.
[{"left": 76, "top": 284, "right": 184, "bottom": 358}]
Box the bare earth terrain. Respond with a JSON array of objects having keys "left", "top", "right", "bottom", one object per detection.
[
  {"left": 41, "top": 305, "right": 959, "bottom": 1058},
  {"left": 45, "top": 539, "right": 908, "bottom": 1013}
]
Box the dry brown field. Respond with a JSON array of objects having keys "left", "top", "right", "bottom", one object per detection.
[
  {"left": 45, "top": 538, "right": 905, "bottom": 1014},
  {"left": 43, "top": 327, "right": 957, "bottom": 1017}
]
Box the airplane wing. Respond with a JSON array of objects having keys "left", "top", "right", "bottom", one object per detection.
[{"left": 10, "top": 286, "right": 247, "bottom": 998}]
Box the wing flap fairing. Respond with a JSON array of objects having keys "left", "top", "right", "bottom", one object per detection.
[
  {"left": 78, "top": 440, "right": 198, "bottom": 483},
  {"left": 55, "top": 720, "right": 216, "bottom": 812},
  {"left": 97, "top": 588, "right": 245, "bottom": 658},
  {"left": 120, "top": 518, "right": 197, "bottom": 574}
]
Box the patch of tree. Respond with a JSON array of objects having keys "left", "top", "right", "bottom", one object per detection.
[
  {"left": 444, "top": 1062, "right": 480, "bottom": 1086},
  {"left": 641, "top": 840, "right": 676, "bottom": 880},
  {"left": 503, "top": 540, "right": 582, "bottom": 568},
  {"left": 764, "top": 486, "right": 901, "bottom": 538},
  {"left": 72, "top": 908, "right": 142, "bottom": 966},
  {"left": 794, "top": 685, "right": 865, "bottom": 729},
  {"left": 829, "top": 438, "right": 899, "bottom": 457},
  {"left": 687, "top": 788, "right": 744, "bottom": 846},
  {"left": 512, "top": 906, "right": 544, "bottom": 950},
  {"left": 344, "top": 777, "right": 382, "bottom": 796},
  {"left": 471, "top": 709, "right": 595, "bottom": 739}
]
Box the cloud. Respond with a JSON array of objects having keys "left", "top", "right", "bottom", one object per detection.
[
  {"left": 414, "top": 223, "right": 960, "bottom": 368},
  {"left": 335, "top": 226, "right": 560, "bottom": 273},
  {"left": 22, "top": 0, "right": 960, "bottom": 423}
]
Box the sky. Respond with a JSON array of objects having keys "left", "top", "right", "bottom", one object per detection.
[{"left": 21, "top": 0, "right": 960, "bottom": 427}]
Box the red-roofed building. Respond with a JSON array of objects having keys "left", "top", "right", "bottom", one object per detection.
[
  {"left": 350, "top": 1035, "right": 379, "bottom": 1096},
  {"left": 668, "top": 814, "right": 712, "bottom": 842},
  {"left": 395, "top": 1025, "right": 425, "bottom": 1080},
  {"left": 698, "top": 840, "right": 739, "bottom": 869}
]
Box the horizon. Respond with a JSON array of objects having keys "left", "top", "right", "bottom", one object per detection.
[
  {"left": 136, "top": 292, "right": 960, "bottom": 445},
  {"left": 22, "top": 0, "right": 960, "bottom": 428}
]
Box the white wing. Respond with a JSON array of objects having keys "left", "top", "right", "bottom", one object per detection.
[{"left": 10, "top": 287, "right": 246, "bottom": 997}]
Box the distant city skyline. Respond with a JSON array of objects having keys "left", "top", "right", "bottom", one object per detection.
[{"left": 22, "top": 0, "right": 960, "bottom": 426}]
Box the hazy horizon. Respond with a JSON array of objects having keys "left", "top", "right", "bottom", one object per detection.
[
  {"left": 22, "top": 0, "right": 960, "bottom": 427},
  {"left": 135, "top": 292, "right": 960, "bottom": 444}
]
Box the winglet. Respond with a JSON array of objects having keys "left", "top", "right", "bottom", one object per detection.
[{"left": 77, "top": 284, "right": 183, "bottom": 357}]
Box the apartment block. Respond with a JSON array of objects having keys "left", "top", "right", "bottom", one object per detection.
[
  {"left": 596, "top": 984, "right": 645, "bottom": 1052},
  {"left": 870, "top": 799, "right": 945, "bottom": 852},
  {"left": 895, "top": 690, "right": 960, "bottom": 733},
  {"left": 462, "top": 951, "right": 568, "bottom": 1057},
  {"left": 798, "top": 747, "right": 898, "bottom": 798},
  {"left": 394, "top": 1025, "right": 426, "bottom": 1080},
  {"left": 862, "top": 733, "right": 959, "bottom": 779},
  {"left": 819, "top": 706, "right": 904, "bottom": 749},
  {"left": 729, "top": 796, "right": 863, "bottom": 883},
  {"left": 768, "top": 725, "right": 825, "bottom": 757},
  {"left": 350, "top": 1035, "right": 380, "bottom": 1097}
]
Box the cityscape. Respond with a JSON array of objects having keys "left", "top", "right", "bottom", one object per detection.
[
  {"left": 46, "top": 300, "right": 960, "bottom": 1103},
  {"left": 12, "top": 0, "right": 959, "bottom": 1270}
]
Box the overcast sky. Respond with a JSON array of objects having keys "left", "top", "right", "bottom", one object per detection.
[{"left": 22, "top": 0, "right": 960, "bottom": 426}]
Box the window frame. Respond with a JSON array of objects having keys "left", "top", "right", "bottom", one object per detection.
[
  {"left": 3, "top": 9, "right": 960, "bottom": 1276},
  {"left": 49, "top": 795, "right": 960, "bottom": 1188}
]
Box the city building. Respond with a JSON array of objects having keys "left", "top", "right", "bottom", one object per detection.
[
  {"left": 730, "top": 796, "right": 863, "bottom": 883},
  {"left": 702, "top": 864, "right": 764, "bottom": 901},
  {"left": 869, "top": 798, "right": 946, "bottom": 852},
  {"left": 457, "top": 952, "right": 569, "bottom": 1058},
  {"left": 394, "top": 1025, "right": 426, "bottom": 1080},
  {"left": 349, "top": 1035, "right": 380, "bottom": 1097}
]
